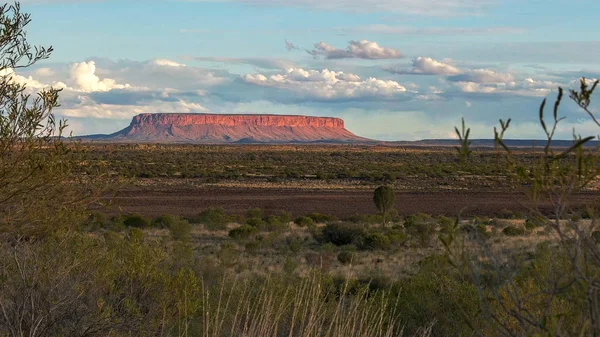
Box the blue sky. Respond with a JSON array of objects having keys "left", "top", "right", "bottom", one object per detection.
[{"left": 13, "top": 0, "right": 600, "bottom": 140}]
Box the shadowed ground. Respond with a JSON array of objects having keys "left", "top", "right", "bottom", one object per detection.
[{"left": 112, "top": 187, "right": 600, "bottom": 218}]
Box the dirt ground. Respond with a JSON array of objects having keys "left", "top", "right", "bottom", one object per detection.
[{"left": 111, "top": 186, "right": 600, "bottom": 218}]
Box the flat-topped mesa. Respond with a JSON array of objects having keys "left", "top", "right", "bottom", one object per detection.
[
  {"left": 130, "top": 113, "right": 346, "bottom": 129},
  {"left": 100, "top": 113, "right": 370, "bottom": 143}
]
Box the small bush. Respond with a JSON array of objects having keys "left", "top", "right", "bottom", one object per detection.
[
  {"left": 387, "top": 229, "right": 408, "bottom": 246},
  {"left": 321, "top": 222, "right": 365, "bottom": 246},
  {"left": 525, "top": 215, "right": 545, "bottom": 230},
  {"left": 458, "top": 224, "right": 489, "bottom": 240},
  {"left": 403, "top": 213, "right": 434, "bottom": 229},
  {"left": 410, "top": 223, "right": 437, "bottom": 247},
  {"left": 195, "top": 208, "right": 230, "bottom": 230},
  {"left": 337, "top": 251, "right": 355, "bottom": 265},
  {"left": 246, "top": 217, "right": 264, "bottom": 227},
  {"left": 502, "top": 226, "right": 525, "bottom": 236},
  {"left": 168, "top": 217, "right": 192, "bottom": 242},
  {"left": 294, "top": 216, "right": 314, "bottom": 227},
  {"left": 122, "top": 214, "right": 150, "bottom": 228},
  {"left": 344, "top": 214, "right": 384, "bottom": 225},
  {"left": 246, "top": 207, "right": 264, "bottom": 219},
  {"left": 263, "top": 216, "right": 287, "bottom": 232},
  {"left": 229, "top": 225, "right": 259, "bottom": 240},
  {"left": 278, "top": 211, "right": 293, "bottom": 224},
  {"left": 308, "top": 212, "right": 337, "bottom": 224},
  {"left": 361, "top": 232, "right": 391, "bottom": 250},
  {"left": 151, "top": 214, "right": 178, "bottom": 229}
]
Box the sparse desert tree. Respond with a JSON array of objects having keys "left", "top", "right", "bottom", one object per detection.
[
  {"left": 373, "top": 185, "right": 395, "bottom": 226},
  {"left": 0, "top": 2, "right": 106, "bottom": 238}
]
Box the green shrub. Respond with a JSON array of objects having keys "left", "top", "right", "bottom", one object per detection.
[
  {"left": 151, "top": 214, "right": 178, "bottom": 229},
  {"left": 437, "top": 216, "right": 456, "bottom": 233},
  {"left": 321, "top": 222, "right": 365, "bottom": 246},
  {"left": 263, "top": 216, "right": 287, "bottom": 232},
  {"left": 411, "top": 223, "right": 437, "bottom": 247},
  {"left": 458, "top": 224, "right": 490, "bottom": 240},
  {"left": 122, "top": 214, "right": 149, "bottom": 228},
  {"left": 387, "top": 229, "right": 408, "bottom": 246},
  {"left": 361, "top": 232, "right": 391, "bottom": 250},
  {"left": 403, "top": 213, "right": 434, "bottom": 229},
  {"left": 126, "top": 227, "right": 144, "bottom": 241},
  {"left": 344, "top": 214, "right": 384, "bottom": 225},
  {"left": 218, "top": 242, "right": 238, "bottom": 267},
  {"left": 278, "top": 211, "right": 293, "bottom": 224},
  {"left": 246, "top": 217, "right": 264, "bottom": 227},
  {"left": 195, "top": 208, "right": 230, "bottom": 230},
  {"left": 308, "top": 212, "right": 337, "bottom": 223},
  {"left": 337, "top": 251, "right": 355, "bottom": 265},
  {"left": 229, "top": 225, "right": 259, "bottom": 240},
  {"left": 168, "top": 217, "right": 192, "bottom": 242},
  {"left": 525, "top": 215, "right": 545, "bottom": 230},
  {"left": 246, "top": 207, "right": 263, "bottom": 219},
  {"left": 502, "top": 225, "right": 525, "bottom": 236},
  {"left": 294, "top": 216, "right": 314, "bottom": 227}
]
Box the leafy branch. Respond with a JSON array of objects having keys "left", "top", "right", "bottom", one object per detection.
[{"left": 455, "top": 117, "right": 472, "bottom": 164}]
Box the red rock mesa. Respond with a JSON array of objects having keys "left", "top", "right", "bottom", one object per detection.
[{"left": 101, "top": 113, "right": 370, "bottom": 143}]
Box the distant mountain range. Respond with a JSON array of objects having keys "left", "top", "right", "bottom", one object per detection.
[{"left": 390, "top": 139, "right": 599, "bottom": 148}]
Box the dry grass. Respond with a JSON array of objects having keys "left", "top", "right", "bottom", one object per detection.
[{"left": 194, "top": 272, "right": 432, "bottom": 337}]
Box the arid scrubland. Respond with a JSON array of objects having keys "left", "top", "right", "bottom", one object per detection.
[{"left": 3, "top": 2, "right": 600, "bottom": 337}]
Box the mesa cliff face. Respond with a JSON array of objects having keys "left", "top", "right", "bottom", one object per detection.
[{"left": 101, "top": 113, "right": 369, "bottom": 143}]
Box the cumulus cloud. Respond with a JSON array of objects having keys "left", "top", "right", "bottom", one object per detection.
[
  {"left": 241, "top": 67, "right": 407, "bottom": 101},
  {"left": 307, "top": 40, "right": 402, "bottom": 60},
  {"left": 59, "top": 95, "right": 207, "bottom": 120},
  {"left": 448, "top": 69, "right": 515, "bottom": 84},
  {"left": 450, "top": 77, "right": 560, "bottom": 97},
  {"left": 0, "top": 68, "right": 67, "bottom": 90},
  {"left": 70, "top": 61, "right": 131, "bottom": 92},
  {"left": 151, "top": 59, "right": 186, "bottom": 67},
  {"left": 385, "top": 57, "right": 461, "bottom": 75}
]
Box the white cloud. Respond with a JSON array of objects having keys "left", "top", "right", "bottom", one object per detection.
[
  {"left": 59, "top": 95, "right": 207, "bottom": 119},
  {"left": 33, "top": 68, "right": 55, "bottom": 77},
  {"left": 385, "top": 57, "right": 461, "bottom": 75},
  {"left": 0, "top": 68, "right": 68, "bottom": 90},
  {"left": 308, "top": 40, "right": 402, "bottom": 60},
  {"left": 451, "top": 77, "right": 559, "bottom": 97},
  {"left": 449, "top": 69, "right": 514, "bottom": 84},
  {"left": 70, "top": 61, "right": 131, "bottom": 92},
  {"left": 151, "top": 59, "right": 186, "bottom": 67},
  {"left": 242, "top": 67, "right": 407, "bottom": 100}
]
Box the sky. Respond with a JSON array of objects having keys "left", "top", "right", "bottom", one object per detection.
[{"left": 11, "top": 0, "right": 600, "bottom": 140}]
